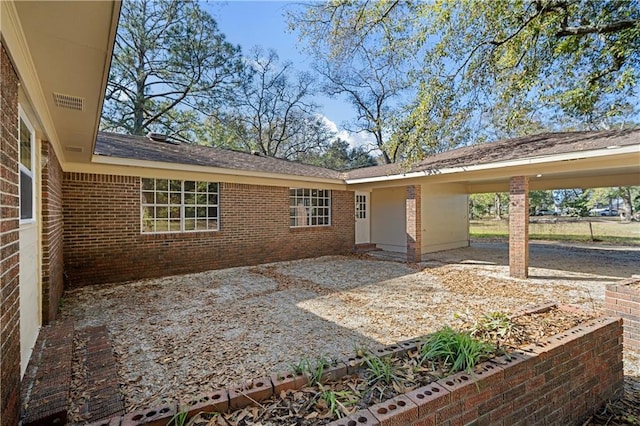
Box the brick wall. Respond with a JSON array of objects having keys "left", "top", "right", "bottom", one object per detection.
[
  {"left": 509, "top": 175, "right": 529, "bottom": 278},
  {"left": 606, "top": 277, "right": 640, "bottom": 352},
  {"left": 0, "top": 42, "right": 22, "bottom": 426},
  {"left": 96, "top": 308, "right": 624, "bottom": 426},
  {"left": 41, "top": 141, "right": 64, "bottom": 323},
  {"left": 63, "top": 174, "right": 355, "bottom": 287}
]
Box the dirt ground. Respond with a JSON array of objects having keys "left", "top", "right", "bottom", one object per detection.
[{"left": 61, "top": 241, "right": 640, "bottom": 417}]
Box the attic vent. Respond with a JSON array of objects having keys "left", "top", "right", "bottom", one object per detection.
[
  {"left": 65, "top": 146, "right": 83, "bottom": 153},
  {"left": 53, "top": 92, "right": 84, "bottom": 111},
  {"left": 147, "top": 132, "right": 180, "bottom": 145}
]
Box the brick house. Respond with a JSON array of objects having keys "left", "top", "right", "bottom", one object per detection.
[{"left": 1, "top": 2, "right": 639, "bottom": 425}]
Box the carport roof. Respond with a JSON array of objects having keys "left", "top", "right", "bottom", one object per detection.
[{"left": 345, "top": 128, "right": 640, "bottom": 180}]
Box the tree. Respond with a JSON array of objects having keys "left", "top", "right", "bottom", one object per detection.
[
  {"left": 289, "top": 2, "right": 415, "bottom": 163},
  {"left": 214, "top": 47, "right": 334, "bottom": 160},
  {"left": 101, "top": 0, "right": 244, "bottom": 140},
  {"left": 469, "top": 192, "right": 509, "bottom": 219},
  {"left": 529, "top": 190, "right": 556, "bottom": 214},
  {"left": 291, "top": 1, "right": 640, "bottom": 157},
  {"left": 298, "top": 139, "right": 378, "bottom": 171}
]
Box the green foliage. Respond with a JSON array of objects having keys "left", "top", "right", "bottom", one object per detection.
[
  {"left": 419, "top": 327, "right": 495, "bottom": 373},
  {"left": 168, "top": 410, "right": 188, "bottom": 426},
  {"left": 363, "top": 355, "right": 402, "bottom": 387},
  {"left": 470, "top": 312, "right": 515, "bottom": 343},
  {"left": 317, "top": 385, "right": 359, "bottom": 419},
  {"left": 298, "top": 139, "right": 378, "bottom": 170},
  {"left": 293, "top": 356, "right": 331, "bottom": 385},
  {"left": 101, "top": 0, "right": 244, "bottom": 140},
  {"left": 290, "top": 1, "right": 640, "bottom": 160}
]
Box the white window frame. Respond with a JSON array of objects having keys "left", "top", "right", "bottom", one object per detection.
[
  {"left": 290, "top": 188, "right": 331, "bottom": 227},
  {"left": 141, "top": 178, "right": 220, "bottom": 234},
  {"left": 355, "top": 194, "right": 367, "bottom": 219},
  {"left": 18, "top": 106, "right": 36, "bottom": 224}
]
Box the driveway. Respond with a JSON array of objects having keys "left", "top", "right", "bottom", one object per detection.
[{"left": 62, "top": 241, "right": 640, "bottom": 414}]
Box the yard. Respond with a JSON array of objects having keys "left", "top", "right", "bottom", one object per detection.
[
  {"left": 470, "top": 217, "right": 640, "bottom": 245},
  {"left": 60, "top": 240, "right": 640, "bottom": 423}
]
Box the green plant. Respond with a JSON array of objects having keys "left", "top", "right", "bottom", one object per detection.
[
  {"left": 168, "top": 410, "right": 188, "bottom": 426},
  {"left": 316, "top": 385, "right": 358, "bottom": 418},
  {"left": 363, "top": 355, "right": 402, "bottom": 387},
  {"left": 419, "top": 327, "right": 495, "bottom": 373},
  {"left": 291, "top": 356, "right": 331, "bottom": 385},
  {"left": 470, "top": 311, "right": 514, "bottom": 341}
]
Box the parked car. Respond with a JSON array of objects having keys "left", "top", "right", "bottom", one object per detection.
[
  {"left": 590, "top": 207, "right": 618, "bottom": 216},
  {"left": 535, "top": 209, "right": 558, "bottom": 216}
]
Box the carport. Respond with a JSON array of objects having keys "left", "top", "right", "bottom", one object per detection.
[{"left": 345, "top": 129, "right": 640, "bottom": 278}]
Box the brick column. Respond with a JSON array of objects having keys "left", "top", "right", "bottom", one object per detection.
[
  {"left": 406, "top": 185, "right": 422, "bottom": 263},
  {"left": 0, "top": 43, "right": 22, "bottom": 426},
  {"left": 509, "top": 176, "right": 529, "bottom": 278}
]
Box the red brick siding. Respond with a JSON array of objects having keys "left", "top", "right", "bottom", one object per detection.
[
  {"left": 605, "top": 278, "right": 640, "bottom": 352},
  {"left": 509, "top": 176, "right": 529, "bottom": 278},
  {"left": 0, "top": 42, "right": 21, "bottom": 426},
  {"left": 63, "top": 174, "right": 354, "bottom": 287},
  {"left": 41, "top": 141, "right": 64, "bottom": 323}
]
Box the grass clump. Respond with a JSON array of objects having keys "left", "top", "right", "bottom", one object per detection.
[
  {"left": 419, "top": 327, "right": 495, "bottom": 373},
  {"left": 363, "top": 355, "right": 402, "bottom": 387}
]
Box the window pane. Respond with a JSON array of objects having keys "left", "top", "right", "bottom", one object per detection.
[
  {"left": 208, "top": 194, "right": 217, "bottom": 204},
  {"left": 142, "top": 218, "right": 154, "bottom": 233},
  {"left": 156, "top": 179, "right": 168, "bottom": 191},
  {"left": 156, "top": 219, "right": 168, "bottom": 232},
  {"left": 170, "top": 207, "right": 180, "bottom": 218},
  {"left": 196, "top": 220, "right": 208, "bottom": 230},
  {"left": 170, "top": 193, "right": 181, "bottom": 204},
  {"left": 156, "top": 207, "right": 168, "bottom": 218},
  {"left": 170, "top": 180, "right": 181, "bottom": 191},
  {"left": 142, "top": 178, "right": 154, "bottom": 190},
  {"left": 208, "top": 207, "right": 218, "bottom": 218},
  {"left": 142, "top": 206, "right": 154, "bottom": 220},
  {"left": 207, "top": 219, "right": 218, "bottom": 230},
  {"left": 197, "top": 194, "right": 207, "bottom": 204},
  {"left": 185, "top": 206, "right": 195, "bottom": 218},
  {"left": 184, "top": 192, "right": 195, "bottom": 204},
  {"left": 20, "top": 120, "right": 32, "bottom": 170},
  {"left": 197, "top": 207, "right": 206, "bottom": 218},
  {"left": 197, "top": 182, "right": 207, "bottom": 192},
  {"left": 184, "top": 219, "right": 195, "bottom": 231},
  {"left": 20, "top": 171, "right": 33, "bottom": 220},
  {"left": 208, "top": 182, "right": 218, "bottom": 193},
  {"left": 156, "top": 192, "right": 168, "bottom": 204},
  {"left": 142, "top": 192, "right": 154, "bottom": 204},
  {"left": 184, "top": 181, "right": 195, "bottom": 193}
]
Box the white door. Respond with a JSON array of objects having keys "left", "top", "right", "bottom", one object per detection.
[{"left": 355, "top": 191, "right": 370, "bottom": 244}]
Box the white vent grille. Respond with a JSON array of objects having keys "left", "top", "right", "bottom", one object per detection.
[{"left": 53, "top": 92, "right": 84, "bottom": 111}]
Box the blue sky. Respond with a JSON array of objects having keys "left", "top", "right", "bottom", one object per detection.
[{"left": 203, "top": 1, "right": 372, "bottom": 147}]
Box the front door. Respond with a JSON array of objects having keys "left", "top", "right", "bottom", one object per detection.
[{"left": 355, "top": 191, "right": 370, "bottom": 244}]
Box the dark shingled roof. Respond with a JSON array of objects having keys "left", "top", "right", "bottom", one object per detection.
[
  {"left": 345, "top": 128, "right": 640, "bottom": 180},
  {"left": 94, "top": 132, "right": 343, "bottom": 180}
]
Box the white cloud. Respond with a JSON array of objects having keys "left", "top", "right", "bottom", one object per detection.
[{"left": 319, "top": 115, "right": 378, "bottom": 150}]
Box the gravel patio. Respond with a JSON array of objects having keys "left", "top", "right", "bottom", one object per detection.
[{"left": 61, "top": 241, "right": 640, "bottom": 418}]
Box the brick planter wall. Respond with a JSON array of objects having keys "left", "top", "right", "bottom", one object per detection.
[
  {"left": 93, "top": 310, "right": 623, "bottom": 426},
  {"left": 606, "top": 277, "right": 640, "bottom": 352},
  {"left": 63, "top": 174, "right": 354, "bottom": 287}
]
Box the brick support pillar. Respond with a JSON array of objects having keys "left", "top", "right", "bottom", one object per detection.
[
  {"left": 406, "top": 185, "right": 422, "bottom": 263},
  {"left": 0, "top": 42, "right": 22, "bottom": 426},
  {"left": 509, "top": 176, "right": 529, "bottom": 278}
]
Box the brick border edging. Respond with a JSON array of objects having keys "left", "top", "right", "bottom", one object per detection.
[
  {"left": 89, "top": 305, "right": 624, "bottom": 426},
  {"left": 605, "top": 276, "right": 640, "bottom": 352}
]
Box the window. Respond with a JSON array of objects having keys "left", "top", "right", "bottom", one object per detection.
[
  {"left": 19, "top": 111, "right": 35, "bottom": 222},
  {"left": 290, "top": 188, "right": 331, "bottom": 227},
  {"left": 141, "top": 178, "right": 219, "bottom": 233},
  {"left": 355, "top": 194, "right": 367, "bottom": 219}
]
